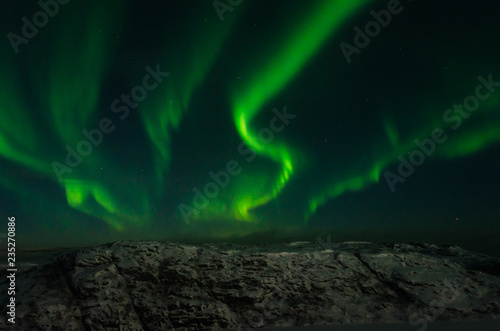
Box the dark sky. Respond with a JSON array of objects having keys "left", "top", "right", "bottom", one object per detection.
[{"left": 1, "top": 0, "right": 499, "bottom": 255}]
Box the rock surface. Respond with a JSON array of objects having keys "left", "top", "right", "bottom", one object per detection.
[{"left": 1, "top": 240, "right": 500, "bottom": 330}]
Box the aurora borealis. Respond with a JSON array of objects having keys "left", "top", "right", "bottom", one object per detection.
[{"left": 1, "top": 0, "right": 499, "bottom": 253}]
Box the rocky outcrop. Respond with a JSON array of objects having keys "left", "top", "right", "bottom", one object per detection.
[{"left": 1, "top": 241, "right": 499, "bottom": 330}]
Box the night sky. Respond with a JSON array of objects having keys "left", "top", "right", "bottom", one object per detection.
[{"left": 1, "top": 0, "right": 499, "bottom": 255}]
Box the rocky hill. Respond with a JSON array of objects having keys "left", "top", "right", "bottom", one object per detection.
[{"left": 1, "top": 241, "right": 499, "bottom": 330}]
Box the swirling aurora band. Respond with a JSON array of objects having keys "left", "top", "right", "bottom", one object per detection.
[{"left": 0, "top": 0, "right": 499, "bottom": 244}]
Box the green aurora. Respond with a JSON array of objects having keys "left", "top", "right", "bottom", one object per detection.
[{"left": 0, "top": 0, "right": 499, "bottom": 252}]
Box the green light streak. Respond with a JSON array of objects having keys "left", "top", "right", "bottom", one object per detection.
[
  {"left": 64, "top": 179, "right": 149, "bottom": 231},
  {"left": 306, "top": 79, "right": 500, "bottom": 219},
  {"left": 45, "top": 2, "right": 128, "bottom": 146},
  {"left": 0, "top": 48, "right": 51, "bottom": 174},
  {"left": 383, "top": 113, "right": 399, "bottom": 148},
  {"left": 441, "top": 124, "right": 500, "bottom": 158},
  {"left": 140, "top": 9, "right": 241, "bottom": 185},
  {"left": 2, "top": 0, "right": 499, "bottom": 236},
  {"left": 436, "top": 91, "right": 500, "bottom": 158},
  {"left": 232, "top": 0, "right": 373, "bottom": 218}
]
